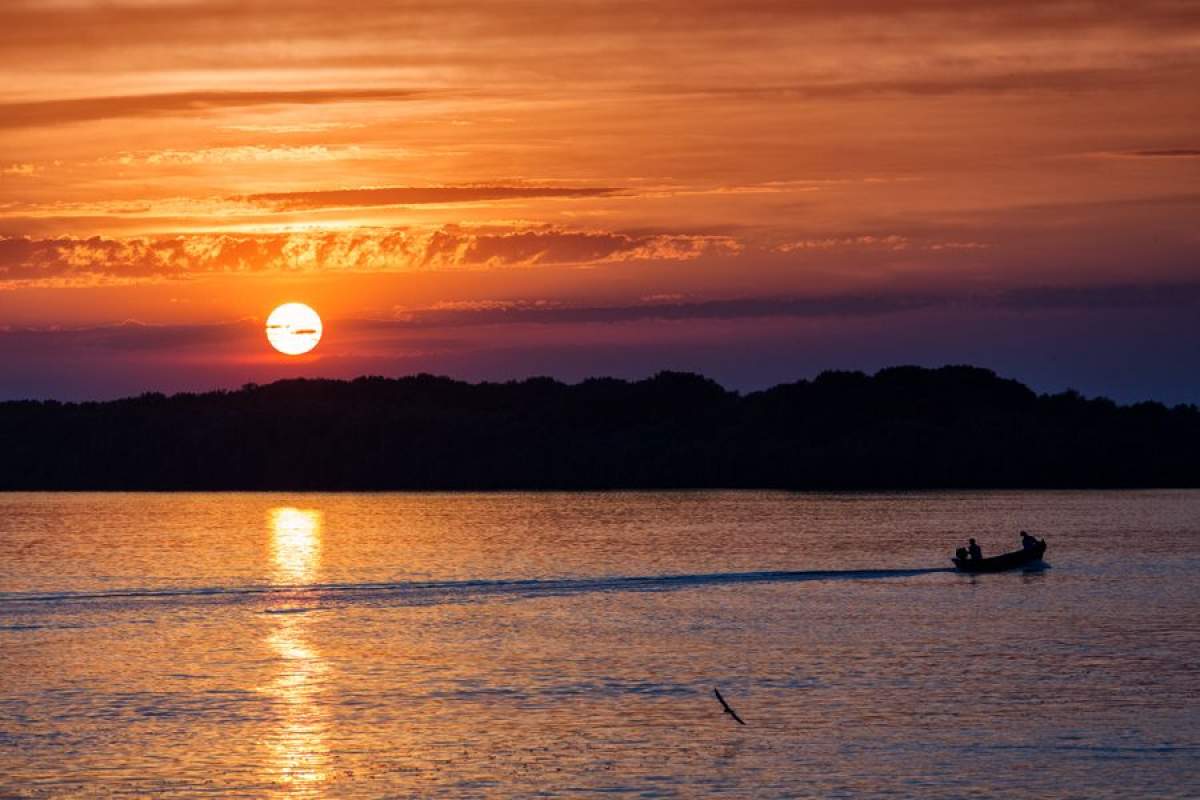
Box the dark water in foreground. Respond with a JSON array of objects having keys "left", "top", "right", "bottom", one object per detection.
[{"left": 2, "top": 491, "right": 1198, "bottom": 798}]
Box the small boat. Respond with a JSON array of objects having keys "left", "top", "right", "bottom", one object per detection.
[{"left": 952, "top": 540, "right": 1046, "bottom": 573}]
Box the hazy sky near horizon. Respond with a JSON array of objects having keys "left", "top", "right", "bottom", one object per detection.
[{"left": 1, "top": 0, "right": 1198, "bottom": 402}]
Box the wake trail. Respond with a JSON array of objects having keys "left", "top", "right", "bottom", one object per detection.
[{"left": 0, "top": 567, "right": 952, "bottom": 612}]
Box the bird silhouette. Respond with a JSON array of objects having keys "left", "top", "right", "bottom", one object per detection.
[{"left": 713, "top": 687, "right": 746, "bottom": 725}]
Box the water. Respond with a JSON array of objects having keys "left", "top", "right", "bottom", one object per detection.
[{"left": 1, "top": 491, "right": 1198, "bottom": 798}]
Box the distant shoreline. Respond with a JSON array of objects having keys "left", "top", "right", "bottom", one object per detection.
[{"left": 3, "top": 366, "right": 1198, "bottom": 491}]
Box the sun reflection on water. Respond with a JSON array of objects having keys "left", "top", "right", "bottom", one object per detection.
[
  {"left": 271, "top": 507, "right": 322, "bottom": 585},
  {"left": 265, "top": 507, "right": 329, "bottom": 797},
  {"left": 266, "top": 615, "right": 331, "bottom": 796}
]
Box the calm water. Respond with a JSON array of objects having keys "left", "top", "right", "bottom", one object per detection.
[{"left": 1, "top": 491, "right": 1198, "bottom": 798}]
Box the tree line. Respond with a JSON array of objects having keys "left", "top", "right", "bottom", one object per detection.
[{"left": 1, "top": 365, "right": 1197, "bottom": 489}]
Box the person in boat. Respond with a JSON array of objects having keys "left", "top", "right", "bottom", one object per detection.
[
  {"left": 967, "top": 538, "right": 982, "bottom": 560},
  {"left": 1020, "top": 531, "right": 1040, "bottom": 550},
  {"left": 955, "top": 546, "right": 969, "bottom": 561}
]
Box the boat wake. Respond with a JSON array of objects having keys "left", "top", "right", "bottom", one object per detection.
[{"left": 0, "top": 567, "right": 951, "bottom": 614}]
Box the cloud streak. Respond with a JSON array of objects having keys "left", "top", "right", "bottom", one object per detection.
[
  {"left": 240, "top": 186, "right": 621, "bottom": 210},
  {"left": 646, "top": 62, "right": 1200, "bottom": 100},
  {"left": 0, "top": 227, "right": 740, "bottom": 284},
  {"left": 0, "top": 88, "right": 436, "bottom": 129},
  {"left": 377, "top": 283, "right": 1200, "bottom": 329},
  {"left": 6, "top": 282, "right": 1199, "bottom": 350},
  {"left": 115, "top": 145, "right": 358, "bottom": 166},
  {"left": 1123, "top": 149, "right": 1200, "bottom": 158}
]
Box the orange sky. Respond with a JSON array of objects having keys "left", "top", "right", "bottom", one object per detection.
[{"left": 1, "top": 1, "right": 1198, "bottom": 400}]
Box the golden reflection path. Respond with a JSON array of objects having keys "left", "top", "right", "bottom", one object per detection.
[
  {"left": 270, "top": 507, "right": 322, "bottom": 585},
  {"left": 264, "top": 507, "right": 329, "bottom": 797}
]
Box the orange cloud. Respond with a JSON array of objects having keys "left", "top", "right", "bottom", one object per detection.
[
  {"left": 0, "top": 227, "right": 741, "bottom": 285},
  {"left": 0, "top": 88, "right": 435, "bottom": 129},
  {"left": 1093, "top": 149, "right": 1200, "bottom": 160},
  {"left": 240, "top": 186, "right": 621, "bottom": 210},
  {"left": 115, "top": 146, "right": 358, "bottom": 166}
]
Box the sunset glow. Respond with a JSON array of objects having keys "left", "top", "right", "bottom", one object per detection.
[
  {"left": 1, "top": 2, "right": 1198, "bottom": 402},
  {"left": 4, "top": 6, "right": 1198, "bottom": 794}
]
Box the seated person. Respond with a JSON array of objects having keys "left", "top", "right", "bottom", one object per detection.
[
  {"left": 967, "top": 538, "right": 982, "bottom": 560},
  {"left": 1020, "top": 531, "right": 1040, "bottom": 550},
  {"left": 955, "top": 547, "right": 969, "bottom": 561}
]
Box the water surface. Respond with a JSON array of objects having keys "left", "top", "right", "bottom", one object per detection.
[{"left": 2, "top": 491, "right": 1198, "bottom": 797}]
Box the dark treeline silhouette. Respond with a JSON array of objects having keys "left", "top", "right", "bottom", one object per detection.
[{"left": 1, "top": 366, "right": 1197, "bottom": 490}]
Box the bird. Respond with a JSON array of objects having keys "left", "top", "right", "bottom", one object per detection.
[{"left": 713, "top": 687, "right": 746, "bottom": 725}]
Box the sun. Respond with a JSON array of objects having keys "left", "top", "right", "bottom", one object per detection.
[{"left": 266, "top": 303, "right": 323, "bottom": 355}]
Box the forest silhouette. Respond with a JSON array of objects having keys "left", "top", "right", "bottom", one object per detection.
[{"left": 1, "top": 365, "right": 1196, "bottom": 490}]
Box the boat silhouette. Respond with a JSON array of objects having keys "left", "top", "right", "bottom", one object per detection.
[{"left": 952, "top": 539, "right": 1046, "bottom": 573}]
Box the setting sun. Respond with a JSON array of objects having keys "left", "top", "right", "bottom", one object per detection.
[{"left": 266, "top": 303, "right": 323, "bottom": 356}]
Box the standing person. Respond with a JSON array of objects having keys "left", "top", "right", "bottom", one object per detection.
[{"left": 967, "top": 538, "right": 982, "bottom": 560}]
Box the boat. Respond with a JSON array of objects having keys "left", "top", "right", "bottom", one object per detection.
[{"left": 952, "top": 539, "right": 1046, "bottom": 573}]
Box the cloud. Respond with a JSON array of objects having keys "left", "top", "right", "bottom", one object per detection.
[
  {"left": 775, "top": 235, "right": 911, "bottom": 252},
  {"left": 240, "top": 186, "right": 621, "bottom": 210},
  {"left": 114, "top": 145, "right": 359, "bottom": 166},
  {"left": 220, "top": 122, "right": 365, "bottom": 134},
  {"left": 367, "top": 282, "right": 1200, "bottom": 330},
  {"left": 0, "top": 184, "right": 617, "bottom": 222},
  {"left": 1084, "top": 148, "right": 1200, "bottom": 160},
  {"left": 1120, "top": 149, "right": 1200, "bottom": 159},
  {"left": 6, "top": 2, "right": 1194, "bottom": 118},
  {"left": 379, "top": 295, "right": 945, "bottom": 328},
  {"left": 5, "top": 2, "right": 1196, "bottom": 54},
  {"left": 0, "top": 227, "right": 741, "bottom": 284},
  {"left": 0, "top": 319, "right": 258, "bottom": 359},
  {"left": 772, "top": 235, "right": 989, "bottom": 253},
  {"left": 7, "top": 282, "right": 1199, "bottom": 349},
  {"left": 0, "top": 88, "right": 434, "bottom": 129},
  {"left": 647, "top": 61, "right": 1200, "bottom": 101}
]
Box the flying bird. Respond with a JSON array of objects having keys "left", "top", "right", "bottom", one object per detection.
[{"left": 713, "top": 687, "right": 746, "bottom": 725}]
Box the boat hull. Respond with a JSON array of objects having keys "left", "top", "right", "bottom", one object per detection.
[{"left": 953, "top": 540, "right": 1046, "bottom": 573}]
